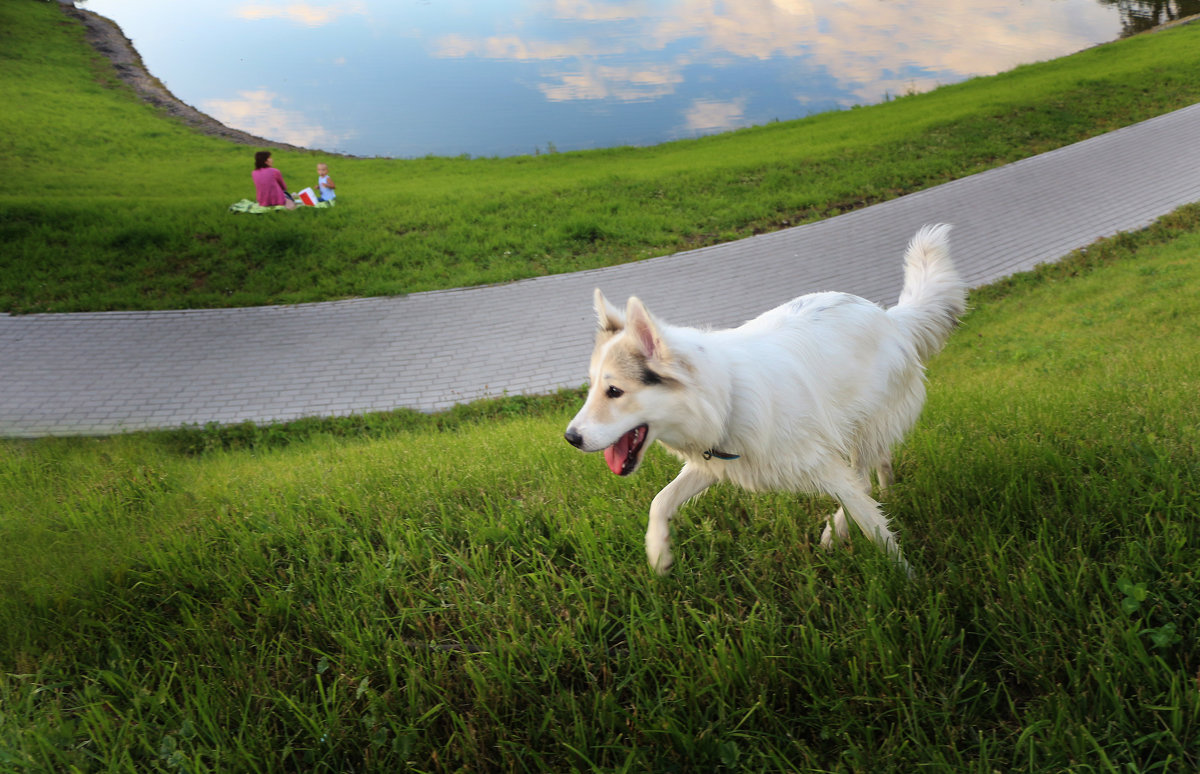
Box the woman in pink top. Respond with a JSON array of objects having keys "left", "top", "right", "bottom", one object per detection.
[{"left": 252, "top": 151, "right": 296, "bottom": 209}]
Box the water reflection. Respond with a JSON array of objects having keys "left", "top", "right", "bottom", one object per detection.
[
  {"left": 1100, "top": 0, "right": 1200, "bottom": 35},
  {"left": 232, "top": 1, "right": 369, "bottom": 27},
  {"left": 75, "top": 0, "right": 1179, "bottom": 158},
  {"left": 1104, "top": 0, "right": 1200, "bottom": 33}
]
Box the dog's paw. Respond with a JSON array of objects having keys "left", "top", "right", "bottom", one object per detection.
[
  {"left": 820, "top": 507, "right": 850, "bottom": 550},
  {"left": 645, "top": 537, "right": 674, "bottom": 575}
]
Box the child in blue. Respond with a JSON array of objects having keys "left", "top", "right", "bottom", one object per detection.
[{"left": 317, "top": 163, "right": 336, "bottom": 202}]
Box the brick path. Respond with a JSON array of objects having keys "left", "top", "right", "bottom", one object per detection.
[{"left": 2, "top": 103, "right": 1198, "bottom": 437}]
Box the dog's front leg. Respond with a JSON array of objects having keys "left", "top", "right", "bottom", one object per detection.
[{"left": 646, "top": 464, "right": 714, "bottom": 574}]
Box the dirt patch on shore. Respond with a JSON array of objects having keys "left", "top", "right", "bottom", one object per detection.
[{"left": 59, "top": 2, "right": 328, "bottom": 154}]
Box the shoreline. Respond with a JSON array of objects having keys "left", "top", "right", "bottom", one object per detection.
[
  {"left": 59, "top": 3, "right": 1200, "bottom": 162},
  {"left": 58, "top": 2, "right": 346, "bottom": 156}
]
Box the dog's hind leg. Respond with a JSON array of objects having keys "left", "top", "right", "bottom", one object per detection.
[
  {"left": 820, "top": 454, "right": 875, "bottom": 549},
  {"left": 646, "top": 464, "right": 714, "bottom": 574},
  {"left": 822, "top": 462, "right": 911, "bottom": 574},
  {"left": 820, "top": 507, "right": 850, "bottom": 549},
  {"left": 875, "top": 456, "right": 894, "bottom": 492}
]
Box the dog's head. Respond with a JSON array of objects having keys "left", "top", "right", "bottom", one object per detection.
[{"left": 564, "top": 289, "right": 685, "bottom": 476}]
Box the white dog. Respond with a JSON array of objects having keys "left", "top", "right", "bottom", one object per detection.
[{"left": 564, "top": 225, "right": 966, "bottom": 574}]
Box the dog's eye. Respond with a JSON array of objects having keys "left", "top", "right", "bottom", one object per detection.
[{"left": 606, "top": 385, "right": 624, "bottom": 399}]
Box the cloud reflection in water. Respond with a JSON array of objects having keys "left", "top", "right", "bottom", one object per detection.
[{"left": 79, "top": 0, "right": 1126, "bottom": 157}]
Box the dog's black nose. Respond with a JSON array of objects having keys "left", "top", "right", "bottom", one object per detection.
[{"left": 564, "top": 428, "right": 584, "bottom": 448}]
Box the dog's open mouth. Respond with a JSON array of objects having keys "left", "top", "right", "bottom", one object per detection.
[{"left": 604, "top": 424, "right": 648, "bottom": 476}]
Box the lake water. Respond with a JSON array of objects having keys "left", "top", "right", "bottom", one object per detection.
[{"left": 76, "top": 0, "right": 1180, "bottom": 159}]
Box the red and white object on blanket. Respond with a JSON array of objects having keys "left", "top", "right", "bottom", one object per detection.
[{"left": 296, "top": 187, "right": 318, "bottom": 206}]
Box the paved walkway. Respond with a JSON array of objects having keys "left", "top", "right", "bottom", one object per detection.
[{"left": 3, "top": 103, "right": 1199, "bottom": 438}]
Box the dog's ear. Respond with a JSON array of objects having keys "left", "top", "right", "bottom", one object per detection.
[
  {"left": 625, "top": 297, "right": 668, "bottom": 363},
  {"left": 594, "top": 288, "right": 624, "bottom": 335}
]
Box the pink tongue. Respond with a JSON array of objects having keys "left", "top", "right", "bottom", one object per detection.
[{"left": 604, "top": 430, "right": 635, "bottom": 475}]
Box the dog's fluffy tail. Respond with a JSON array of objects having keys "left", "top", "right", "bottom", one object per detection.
[{"left": 888, "top": 224, "right": 967, "bottom": 360}]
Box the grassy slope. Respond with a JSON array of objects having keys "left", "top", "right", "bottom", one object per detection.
[
  {"left": 0, "top": 207, "right": 1197, "bottom": 772},
  {"left": 2, "top": 1, "right": 1200, "bottom": 312}
]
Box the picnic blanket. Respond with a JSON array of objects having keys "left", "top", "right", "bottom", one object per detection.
[{"left": 228, "top": 198, "right": 335, "bottom": 214}]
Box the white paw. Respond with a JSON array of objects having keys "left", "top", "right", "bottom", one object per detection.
[
  {"left": 645, "top": 535, "right": 674, "bottom": 574},
  {"left": 821, "top": 508, "right": 849, "bottom": 550}
]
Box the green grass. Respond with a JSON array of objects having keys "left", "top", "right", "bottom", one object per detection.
[
  {"left": 2, "top": 1, "right": 1200, "bottom": 312},
  {"left": 2, "top": 206, "right": 1198, "bottom": 772},
  {"left": 3, "top": 2, "right": 1199, "bottom": 769}
]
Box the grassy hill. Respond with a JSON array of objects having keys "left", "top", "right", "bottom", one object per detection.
[
  {"left": 2, "top": 1, "right": 1199, "bottom": 312},
  {"left": 1, "top": 204, "right": 1198, "bottom": 772},
  {"left": 2, "top": 2, "right": 1199, "bottom": 770}
]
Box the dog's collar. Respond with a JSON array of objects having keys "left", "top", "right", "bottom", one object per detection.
[{"left": 703, "top": 448, "right": 741, "bottom": 461}]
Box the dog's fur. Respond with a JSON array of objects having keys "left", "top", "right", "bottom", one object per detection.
[{"left": 564, "top": 224, "right": 966, "bottom": 574}]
